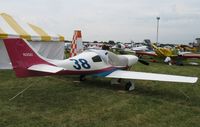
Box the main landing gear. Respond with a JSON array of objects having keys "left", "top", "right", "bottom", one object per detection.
[
  {"left": 79, "top": 75, "right": 86, "bottom": 81},
  {"left": 111, "top": 79, "right": 135, "bottom": 91}
]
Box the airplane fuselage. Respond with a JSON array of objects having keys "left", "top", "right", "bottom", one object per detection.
[{"left": 46, "top": 50, "right": 138, "bottom": 76}]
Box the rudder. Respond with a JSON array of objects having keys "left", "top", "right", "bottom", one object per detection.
[
  {"left": 3, "top": 38, "right": 51, "bottom": 77},
  {"left": 70, "top": 30, "right": 83, "bottom": 57}
]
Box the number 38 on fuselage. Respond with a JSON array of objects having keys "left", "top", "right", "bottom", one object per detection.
[{"left": 54, "top": 50, "right": 138, "bottom": 72}]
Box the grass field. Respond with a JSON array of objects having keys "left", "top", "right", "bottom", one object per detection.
[{"left": 0, "top": 63, "right": 200, "bottom": 127}]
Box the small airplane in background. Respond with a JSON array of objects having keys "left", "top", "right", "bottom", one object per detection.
[
  {"left": 3, "top": 31, "right": 198, "bottom": 91},
  {"left": 131, "top": 44, "right": 148, "bottom": 52},
  {"left": 137, "top": 43, "right": 200, "bottom": 65}
]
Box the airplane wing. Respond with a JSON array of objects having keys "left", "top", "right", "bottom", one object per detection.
[
  {"left": 136, "top": 51, "right": 157, "bottom": 57},
  {"left": 28, "top": 64, "right": 64, "bottom": 73},
  {"left": 181, "top": 53, "right": 200, "bottom": 59},
  {"left": 106, "top": 70, "right": 198, "bottom": 84}
]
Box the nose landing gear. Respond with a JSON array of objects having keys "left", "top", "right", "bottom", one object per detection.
[
  {"left": 111, "top": 79, "right": 135, "bottom": 91},
  {"left": 125, "top": 81, "right": 135, "bottom": 91}
]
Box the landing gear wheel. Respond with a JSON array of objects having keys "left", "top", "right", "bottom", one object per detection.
[
  {"left": 79, "top": 75, "right": 86, "bottom": 81},
  {"left": 110, "top": 79, "right": 135, "bottom": 91},
  {"left": 125, "top": 81, "right": 135, "bottom": 91},
  {"left": 125, "top": 81, "right": 132, "bottom": 91}
]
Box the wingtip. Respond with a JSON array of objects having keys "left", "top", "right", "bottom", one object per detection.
[
  {"left": 192, "top": 77, "right": 198, "bottom": 84},
  {"left": 187, "top": 77, "right": 198, "bottom": 84}
]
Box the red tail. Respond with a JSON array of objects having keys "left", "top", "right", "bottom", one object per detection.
[{"left": 3, "top": 38, "right": 51, "bottom": 77}]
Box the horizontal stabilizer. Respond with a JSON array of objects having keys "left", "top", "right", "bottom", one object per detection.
[
  {"left": 106, "top": 70, "right": 198, "bottom": 84},
  {"left": 28, "top": 64, "right": 64, "bottom": 73}
]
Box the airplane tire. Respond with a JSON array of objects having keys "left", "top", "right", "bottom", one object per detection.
[
  {"left": 125, "top": 81, "right": 132, "bottom": 91},
  {"left": 79, "top": 75, "right": 86, "bottom": 81}
]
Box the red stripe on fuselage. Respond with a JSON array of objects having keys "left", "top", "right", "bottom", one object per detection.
[{"left": 16, "top": 66, "right": 128, "bottom": 78}]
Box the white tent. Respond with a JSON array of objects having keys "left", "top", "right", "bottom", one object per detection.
[{"left": 0, "top": 13, "right": 65, "bottom": 69}]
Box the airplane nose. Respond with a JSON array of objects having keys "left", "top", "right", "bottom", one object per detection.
[{"left": 123, "top": 55, "right": 138, "bottom": 66}]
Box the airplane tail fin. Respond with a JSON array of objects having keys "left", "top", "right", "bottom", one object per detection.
[
  {"left": 69, "top": 30, "right": 84, "bottom": 57},
  {"left": 3, "top": 38, "right": 51, "bottom": 77},
  {"left": 152, "top": 44, "right": 172, "bottom": 57}
]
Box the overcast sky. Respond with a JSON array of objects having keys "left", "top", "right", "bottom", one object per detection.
[{"left": 0, "top": 0, "right": 200, "bottom": 43}]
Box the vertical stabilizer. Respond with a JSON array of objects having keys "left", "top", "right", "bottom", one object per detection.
[{"left": 3, "top": 38, "right": 52, "bottom": 77}]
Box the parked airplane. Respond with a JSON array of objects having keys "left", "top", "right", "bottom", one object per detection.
[
  {"left": 137, "top": 44, "right": 200, "bottom": 65},
  {"left": 131, "top": 45, "right": 148, "bottom": 52},
  {"left": 3, "top": 31, "right": 198, "bottom": 91}
]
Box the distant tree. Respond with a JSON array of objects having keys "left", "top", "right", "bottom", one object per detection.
[
  {"left": 93, "top": 41, "right": 98, "bottom": 43},
  {"left": 102, "top": 44, "right": 110, "bottom": 50},
  {"left": 108, "top": 40, "right": 115, "bottom": 45}
]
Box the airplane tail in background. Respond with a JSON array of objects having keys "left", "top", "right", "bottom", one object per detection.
[
  {"left": 70, "top": 30, "right": 84, "bottom": 57},
  {"left": 3, "top": 38, "right": 52, "bottom": 77},
  {"left": 152, "top": 44, "right": 172, "bottom": 57}
]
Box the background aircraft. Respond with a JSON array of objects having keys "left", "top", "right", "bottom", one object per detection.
[{"left": 137, "top": 44, "right": 200, "bottom": 65}]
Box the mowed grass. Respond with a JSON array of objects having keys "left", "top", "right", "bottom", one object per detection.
[{"left": 0, "top": 63, "right": 200, "bottom": 127}]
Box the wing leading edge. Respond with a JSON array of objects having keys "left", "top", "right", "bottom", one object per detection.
[{"left": 106, "top": 70, "right": 198, "bottom": 84}]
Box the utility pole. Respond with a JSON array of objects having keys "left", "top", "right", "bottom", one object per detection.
[{"left": 156, "top": 17, "right": 160, "bottom": 44}]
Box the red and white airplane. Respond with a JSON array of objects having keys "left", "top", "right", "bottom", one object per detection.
[{"left": 3, "top": 31, "right": 198, "bottom": 91}]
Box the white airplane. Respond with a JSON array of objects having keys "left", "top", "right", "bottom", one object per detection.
[
  {"left": 131, "top": 44, "right": 148, "bottom": 51},
  {"left": 3, "top": 31, "right": 198, "bottom": 91}
]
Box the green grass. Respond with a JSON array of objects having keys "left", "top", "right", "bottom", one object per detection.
[{"left": 0, "top": 63, "right": 200, "bottom": 127}]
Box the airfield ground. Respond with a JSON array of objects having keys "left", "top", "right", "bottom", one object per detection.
[{"left": 0, "top": 62, "right": 200, "bottom": 127}]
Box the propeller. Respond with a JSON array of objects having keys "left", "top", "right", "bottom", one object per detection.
[{"left": 138, "top": 58, "right": 149, "bottom": 65}]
